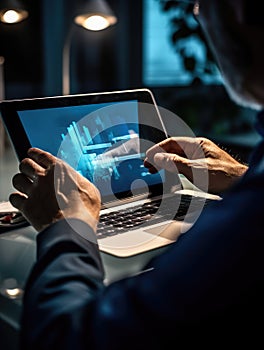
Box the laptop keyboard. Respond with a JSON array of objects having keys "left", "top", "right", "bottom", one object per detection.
[{"left": 97, "top": 193, "right": 213, "bottom": 239}]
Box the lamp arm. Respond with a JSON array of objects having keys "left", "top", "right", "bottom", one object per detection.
[
  {"left": 0, "top": 56, "right": 5, "bottom": 100},
  {"left": 62, "top": 28, "right": 74, "bottom": 96}
]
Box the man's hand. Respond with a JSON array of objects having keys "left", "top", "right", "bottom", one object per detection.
[
  {"left": 9, "top": 148, "right": 101, "bottom": 233},
  {"left": 144, "top": 137, "right": 248, "bottom": 194}
]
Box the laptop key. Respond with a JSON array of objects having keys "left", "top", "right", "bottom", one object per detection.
[{"left": 97, "top": 193, "right": 213, "bottom": 239}]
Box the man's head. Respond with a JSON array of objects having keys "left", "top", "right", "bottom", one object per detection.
[{"left": 195, "top": 0, "right": 264, "bottom": 110}]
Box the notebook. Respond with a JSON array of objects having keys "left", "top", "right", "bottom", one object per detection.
[{"left": 0, "top": 88, "right": 219, "bottom": 257}]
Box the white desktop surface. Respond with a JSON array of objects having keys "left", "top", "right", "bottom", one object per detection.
[{"left": 0, "top": 222, "right": 171, "bottom": 341}]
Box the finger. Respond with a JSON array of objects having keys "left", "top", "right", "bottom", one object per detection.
[
  {"left": 19, "top": 158, "right": 45, "bottom": 181},
  {"left": 146, "top": 138, "right": 185, "bottom": 161},
  {"left": 145, "top": 142, "right": 166, "bottom": 160},
  {"left": 27, "top": 147, "right": 57, "bottom": 168},
  {"left": 9, "top": 192, "right": 27, "bottom": 211},
  {"left": 147, "top": 137, "right": 203, "bottom": 159},
  {"left": 153, "top": 152, "right": 187, "bottom": 173},
  {"left": 143, "top": 158, "right": 159, "bottom": 173},
  {"left": 12, "top": 173, "right": 34, "bottom": 196}
]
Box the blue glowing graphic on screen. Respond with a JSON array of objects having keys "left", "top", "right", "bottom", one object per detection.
[{"left": 17, "top": 100, "right": 163, "bottom": 198}]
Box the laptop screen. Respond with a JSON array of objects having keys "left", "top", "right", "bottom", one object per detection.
[{"left": 0, "top": 89, "right": 174, "bottom": 204}]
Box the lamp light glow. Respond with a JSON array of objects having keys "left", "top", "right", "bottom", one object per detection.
[
  {"left": 1, "top": 9, "right": 25, "bottom": 23},
  {"left": 5, "top": 287, "right": 23, "bottom": 298},
  {"left": 63, "top": 0, "right": 118, "bottom": 95},
  {"left": 74, "top": 0, "right": 117, "bottom": 31},
  {"left": 0, "top": 0, "right": 28, "bottom": 24},
  {"left": 75, "top": 14, "right": 115, "bottom": 31},
  {"left": 0, "top": 278, "right": 24, "bottom": 299}
]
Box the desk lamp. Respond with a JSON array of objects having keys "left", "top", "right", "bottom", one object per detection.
[
  {"left": 0, "top": 0, "right": 28, "bottom": 24},
  {"left": 62, "top": 0, "right": 117, "bottom": 95},
  {"left": 74, "top": 0, "right": 117, "bottom": 31}
]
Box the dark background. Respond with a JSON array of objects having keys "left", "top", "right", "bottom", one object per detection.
[
  {"left": 0, "top": 0, "right": 143, "bottom": 98},
  {"left": 0, "top": 0, "right": 259, "bottom": 162}
]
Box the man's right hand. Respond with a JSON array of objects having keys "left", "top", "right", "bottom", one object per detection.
[{"left": 144, "top": 137, "right": 248, "bottom": 194}]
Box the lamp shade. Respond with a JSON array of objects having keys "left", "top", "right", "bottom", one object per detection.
[
  {"left": 0, "top": 0, "right": 28, "bottom": 24},
  {"left": 74, "top": 0, "right": 117, "bottom": 31}
]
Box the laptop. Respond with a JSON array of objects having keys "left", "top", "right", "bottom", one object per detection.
[{"left": 0, "top": 88, "right": 219, "bottom": 257}]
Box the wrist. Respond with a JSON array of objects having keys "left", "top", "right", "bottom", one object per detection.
[{"left": 61, "top": 208, "right": 100, "bottom": 233}]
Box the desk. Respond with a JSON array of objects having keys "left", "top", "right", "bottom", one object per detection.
[{"left": 0, "top": 223, "right": 168, "bottom": 349}]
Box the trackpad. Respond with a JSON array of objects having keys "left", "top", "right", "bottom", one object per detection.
[{"left": 144, "top": 221, "right": 193, "bottom": 241}]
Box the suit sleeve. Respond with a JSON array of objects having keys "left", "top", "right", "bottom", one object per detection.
[{"left": 20, "top": 219, "right": 105, "bottom": 350}]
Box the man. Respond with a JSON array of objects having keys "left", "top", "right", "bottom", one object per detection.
[{"left": 10, "top": 0, "right": 264, "bottom": 348}]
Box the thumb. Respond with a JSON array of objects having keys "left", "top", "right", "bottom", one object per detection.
[{"left": 153, "top": 153, "right": 182, "bottom": 173}]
